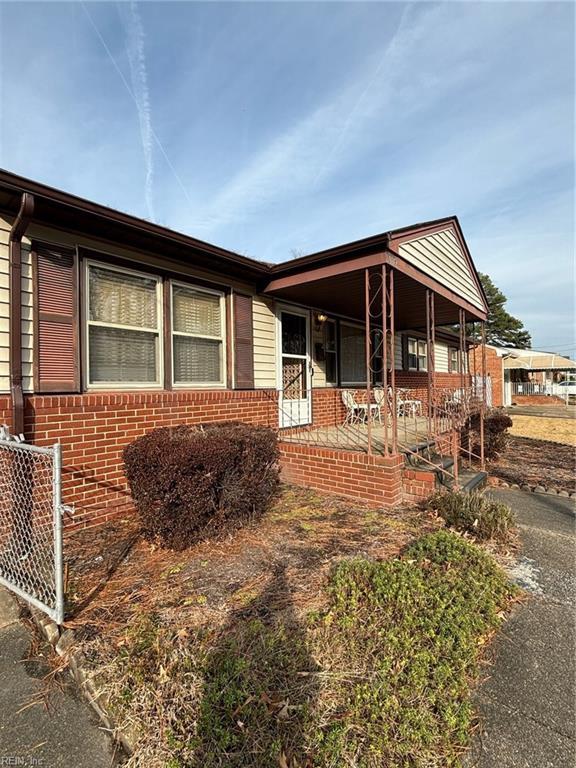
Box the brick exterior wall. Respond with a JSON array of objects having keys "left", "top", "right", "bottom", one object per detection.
[
  {"left": 0, "top": 390, "right": 280, "bottom": 530},
  {"left": 395, "top": 371, "right": 470, "bottom": 409},
  {"left": 279, "top": 441, "right": 404, "bottom": 507},
  {"left": 469, "top": 346, "right": 503, "bottom": 407},
  {"left": 511, "top": 394, "right": 566, "bottom": 406},
  {"left": 0, "top": 378, "right": 464, "bottom": 530},
  {"left": 402, "top": 468, "right": 436, "bottom": 503}
]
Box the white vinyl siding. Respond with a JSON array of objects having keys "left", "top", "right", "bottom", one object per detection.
[
  {"left": 434, "top": 342, "right": 449, "bottom": 373},
  {"left": 253, "top": 296, "right": 276, "bottom": 388},
  {"left": 398, "top": 228, "right": 484, "bottom": 311},
  {"left": 0, "top": 215, "right": 33, "bottom": 393}
]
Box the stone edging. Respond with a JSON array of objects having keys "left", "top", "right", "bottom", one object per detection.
[
  {"left": 30, "top": 607, "right": 135, "bottom": 756},
  {"left": 490, "top": 477, "right": 576, "bottom": 499}
]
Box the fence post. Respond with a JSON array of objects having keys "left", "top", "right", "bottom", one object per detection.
[{"left": 52, "top": 442, "right": 64, "bottom": 625}]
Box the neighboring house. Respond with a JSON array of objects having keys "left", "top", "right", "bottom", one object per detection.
[
  {"left": 0, "top": 170, "right": 490, "bottom": 527},
  {"left": 485, "top": 346, "right": 576, "bottom": 406}
]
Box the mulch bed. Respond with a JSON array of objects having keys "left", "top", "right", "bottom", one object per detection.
[
  {"left": 488, "top": 435, "right": 576, "bottom": 494},
  {"left": 63, "top": 485, "right": 437, "bottom": 642}
]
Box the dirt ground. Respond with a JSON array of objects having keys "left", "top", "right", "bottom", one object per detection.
[
  {"left": 488, "top": 435, "right": 575, "bottom": 493},
  {"left": 508, "top": 414, "right": 576, "bottom": 446},
  {"left": 64, "top": 486, "right": 437, "bottom": 642}
]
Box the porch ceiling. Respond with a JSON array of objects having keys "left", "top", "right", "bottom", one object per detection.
[{"left": 265, "top": 268, "right": 474, "bottom": 329}]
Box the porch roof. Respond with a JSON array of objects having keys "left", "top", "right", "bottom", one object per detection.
[{"left": 263, "top": 217, "right": 488, "bottom": 326}]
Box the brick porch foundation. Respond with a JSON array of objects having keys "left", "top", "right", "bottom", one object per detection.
[{"left": 279, "top": 441, "right": 404, "bottom": 507}]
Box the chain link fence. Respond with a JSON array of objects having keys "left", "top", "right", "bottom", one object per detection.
[{"left": 0, "top": 437, "right": 64, "bottom": 624}]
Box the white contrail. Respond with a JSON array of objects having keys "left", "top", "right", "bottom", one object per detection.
[
  {"left": 82, "top": 2, "right": 195, "bottom": 221},
  {"left": 123, "top": 0, "right": 155, "bottom": 221}
]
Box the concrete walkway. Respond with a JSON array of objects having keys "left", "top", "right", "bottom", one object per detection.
[
  {"left": 506, "top": 405, "right": 575, "bottom": 419},
  {"left": 465, "top": 489, "right": 576, "bottom": 768},
  {"left": 0, "top": 590, "right": 119, "bottom": 767}
]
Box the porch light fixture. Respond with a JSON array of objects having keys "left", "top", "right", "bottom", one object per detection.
[{"left": 315, "top": 312, "right": 328, "bottom": 329}]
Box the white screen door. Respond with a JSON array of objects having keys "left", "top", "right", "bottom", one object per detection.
[{"left": 278, "top": 309, "right": 311, "bottom": 428}]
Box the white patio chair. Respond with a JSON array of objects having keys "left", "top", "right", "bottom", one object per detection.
[
  {"left": 395, "top": 388, "right": 423, "bottom": 417},
  {"left": 342, "top": 390, "right": 362, "bottom": 425},
  {"left": 342, "top": 390, "right": 379, "bottom": 424},
  {"left": 373, "top": 387, "right": 387, "bottom": 424}
]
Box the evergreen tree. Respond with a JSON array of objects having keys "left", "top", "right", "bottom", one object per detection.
[{"left": 478, "top": 273, "right": 531, "bottom": 348}]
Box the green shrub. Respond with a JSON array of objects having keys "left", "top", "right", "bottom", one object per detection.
[
  {"left": 462, "top": 408, "right": 513, "bottom": 459},
  {"left": 123, "top": 422, "right": 279, "bottom": 550},
  {"left": 428, "top": 489, "right": 515, "bottom": 541},
  {"left": 311, "top": 531, "right": 517, "bottom": 767}
]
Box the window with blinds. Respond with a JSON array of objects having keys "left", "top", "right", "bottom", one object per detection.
[
  {"left": 340, "top": 323, "right": 366, "bottom": 384},
  {"left": 87, "top": 263, "right": 162, "bottom": 386},
  {"left": 171, "top": 283, "right": 225, "bottom": 386}
]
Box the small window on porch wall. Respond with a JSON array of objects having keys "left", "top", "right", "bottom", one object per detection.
[
  {"left": 340, "top": 323, "right": 366, "bottom": 384},
  {"left": 449, "top": 347, "right": 459, "bottom": 373},
  {"left": 407, "top": 336, "right": 427, "bottom": 372}
]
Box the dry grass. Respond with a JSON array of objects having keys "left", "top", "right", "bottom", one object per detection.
[
  {"left": 488, "top": 435, "right": 576, "bottom": 493},
  {"left": 508, "top": 414, "right": 576, "bottom": 446},
  {"left": 65, "top": 485, "right": 438, "bottom": 640},
  {"left": 61, "top": 486, "right": 439, "bottom": 766},
  {"left": 59, "top": 487, "right": 519, "bottom": 767}
]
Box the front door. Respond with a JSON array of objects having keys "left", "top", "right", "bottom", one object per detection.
[{"left": 278, "top": 308, "right": 311, "bottom": 428}]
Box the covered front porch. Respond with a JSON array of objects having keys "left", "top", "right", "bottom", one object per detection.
[{"left": 263, "top": 218, "right": 490, "bottom": 497}]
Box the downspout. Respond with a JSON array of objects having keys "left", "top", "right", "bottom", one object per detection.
[{"left": 9, "top": 193, "right": 34, "bottom": 437}]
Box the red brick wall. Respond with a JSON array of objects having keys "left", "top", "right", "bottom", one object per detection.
[
  {"left": 512, "top": 394, "right": 566, "bottom": 406},
  {"left": 311, "top": 387, "right": 347, "bottom": 426},
  {"left": 279, "top": 441, "right": 404, "bottom": 507},
  {"left": 469, "top": 346, "right": 503, "bottom": 407},
  {"left": 402, "top": 468, "right": 436, "bottom": 503},
  {"left": 4, "top": 390, "right": 279, "bottom": 530},
  {"left": 394, "top": 371, "right": 470, "bottom": 408}
]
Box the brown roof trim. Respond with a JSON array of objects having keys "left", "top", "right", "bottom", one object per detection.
[
  {"left": 0, "top": 168, "right": 269, "bottom": 277},
  {"left": 0, "top": 170, "right": 487, "bottom": 315}
]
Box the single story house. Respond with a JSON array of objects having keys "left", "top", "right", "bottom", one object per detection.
[
  {"left": 485, "top": 346, "right": 576, "bottom": 406},
  {"left": 0, "top": 169, "right": 490, "bottom": 528}
]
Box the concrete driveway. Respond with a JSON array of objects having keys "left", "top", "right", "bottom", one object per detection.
[
  {"left": 465, "top": 489, "right": 576, "bottom": 768},
  {"left": 0, "top": 590, "right": 119, "bottom": 767}
]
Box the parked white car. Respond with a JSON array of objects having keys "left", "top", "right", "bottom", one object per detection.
[{"left": 556, "top": 381, "right": 576, "bottom": 396}]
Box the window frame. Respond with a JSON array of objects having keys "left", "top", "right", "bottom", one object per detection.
[
  {"left": 406, "top": 335, "right": 428, "bottom": 372},
  {"left": 170, "top": 279, "right": 227, "bottom": 389},
  {"left": 84, "top": 259, "right": 164, "bottom": 390},
  {"left": 449, "top": 347, "right": 460, "bottom": 373}
]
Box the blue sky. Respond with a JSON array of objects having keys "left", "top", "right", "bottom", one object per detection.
[{"left": 0, "top": 1, "right": 573, "bottom": 352}]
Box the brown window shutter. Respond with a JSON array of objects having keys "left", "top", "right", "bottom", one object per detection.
[
  {"left": 33, "top": 243, "right": 80, "bottom": 393},
  {"left": 233, "top": 293, "right": 254, "bottom": 389}
]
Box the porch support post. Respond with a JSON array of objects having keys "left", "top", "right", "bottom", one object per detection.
[
  {"left": 472, "top": 321, "right": 477, "bottom": 398},
  {"left": 480, "top": 320, "right": 487, "bottom": 470},
  {"left": 364, "top": 268, "right": 372, "bottom": 455},
  {"left": 459, "top": 308, "right": 466, "bottom": 394},
  {"left": 387, "top": 267, "right": 397, "bottom": 454},
  {"left": 426, "top": 289, "right": 435, "bottom": 440},
  {"left": 381, "top": 264, "right": 389, "bottom": 455}
]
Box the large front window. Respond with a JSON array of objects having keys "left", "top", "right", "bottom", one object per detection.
[
  {"left": 87, "top": 263, "right": 162, "bottom": 386},
  {"left": 171, "top": 283, "right": 225, "bottom": 386},
  {"left": 340, "top": 323, "right": 366, "bottom": 384}
]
